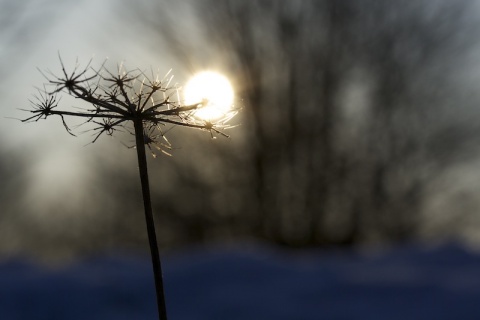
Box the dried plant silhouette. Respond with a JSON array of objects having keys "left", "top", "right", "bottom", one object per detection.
[{"left": 22, "top": 56, "right": 237, "bottom": 320}]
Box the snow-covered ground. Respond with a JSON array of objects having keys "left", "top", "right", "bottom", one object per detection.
[{"left": 1, "top": 243, "right": 480, "bottom": 320}]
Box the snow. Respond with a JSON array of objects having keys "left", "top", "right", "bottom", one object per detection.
[{"left": 1, "top": 244, "right": 480, "bottom": 319}]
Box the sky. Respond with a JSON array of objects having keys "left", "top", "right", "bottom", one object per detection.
[
  {"left": 0, "top": 0, "right": 249, "bottom": 261},
  {"left": 3, "top": 0, "right": 480, "bottom": 261}
]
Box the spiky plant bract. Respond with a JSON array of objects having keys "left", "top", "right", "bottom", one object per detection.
[{"left": 22, "top": 55, "right": 237, "bottom": 320}]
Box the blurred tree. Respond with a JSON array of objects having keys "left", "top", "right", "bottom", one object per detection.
[{"left": 120, "top": 0, "right": 480, "bottom": 248}]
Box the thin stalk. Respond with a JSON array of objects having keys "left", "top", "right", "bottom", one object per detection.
[{"left": 133, "top": 118, "right": 168, "bottom": 320}]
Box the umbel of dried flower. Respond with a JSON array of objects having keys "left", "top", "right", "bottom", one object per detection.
[{"left": 22, "top": 55, "right": 237, "bottom": 320}]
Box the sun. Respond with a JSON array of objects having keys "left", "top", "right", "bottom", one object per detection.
[{"left": 184, "top": 71, "right": 234, "bottom": 120}]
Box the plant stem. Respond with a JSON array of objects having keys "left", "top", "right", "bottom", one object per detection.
[{"left": 133, "top": 118, "right": 168, "bottom": 320}]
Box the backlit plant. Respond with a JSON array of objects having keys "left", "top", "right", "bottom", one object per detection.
[{"left": 22, "top": 55, "right": 237, "bottom": 320}]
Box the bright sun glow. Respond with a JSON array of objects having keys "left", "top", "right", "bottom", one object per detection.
[{"left": 184, "top": 71, "right": 234, "bottom": 120}]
